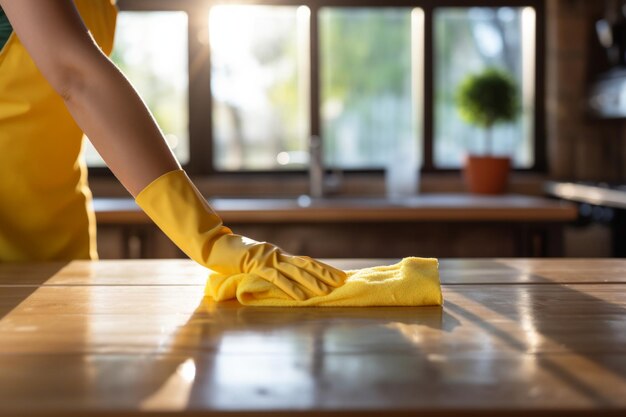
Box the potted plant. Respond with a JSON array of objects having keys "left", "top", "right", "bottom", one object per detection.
[{"left": 456, "top": 68, "right": 520, "bottom": 194}]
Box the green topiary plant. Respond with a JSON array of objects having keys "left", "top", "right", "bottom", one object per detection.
[{"left": 456, "top": 68, "right": 520, "bottom": 156}]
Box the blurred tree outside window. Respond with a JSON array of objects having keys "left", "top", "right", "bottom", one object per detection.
[
  {"left": 320, "top": 8, "right": 419, "bottom": 170},
  {"left": 84, "top": 11, "right": 189, "bottom": 167},
  {"left": 209, "top": 5, "right": 310, "bottom": 171}
]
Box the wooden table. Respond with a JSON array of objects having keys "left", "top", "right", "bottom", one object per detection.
[{"left": 1, "top": 259, "right": 625, "bottom": 416}]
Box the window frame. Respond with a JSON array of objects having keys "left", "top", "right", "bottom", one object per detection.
[{"left": 90, "top": 0, "right": 545, "bottom": 177}]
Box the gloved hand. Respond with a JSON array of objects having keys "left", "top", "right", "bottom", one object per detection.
[{"left": 135, "top": 169, "right": 346, "bottom": 300}]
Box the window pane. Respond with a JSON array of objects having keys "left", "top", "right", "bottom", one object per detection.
[
  {"left": 320, "top": 8, "right": 419, "bottom": 169},
  {"left": 210, "top": 6, "right": 310, "bottom": 171},
  {"left": 434, "top": 7, "right": 536, "bottom": 168},
  {"left": 84, "top": 12, "right": 189, "bottom": 167}
]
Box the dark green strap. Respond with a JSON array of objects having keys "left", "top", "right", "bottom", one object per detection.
[{"left": 0, "top": 8, "right": 12, "bottom": 51}]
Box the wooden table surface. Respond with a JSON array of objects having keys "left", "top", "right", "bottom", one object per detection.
[{"left": 1, "top": 259, "right": 625, "bottom": 416}]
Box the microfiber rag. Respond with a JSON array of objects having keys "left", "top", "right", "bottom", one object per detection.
[{"left": 205, "top": 257, "right": 442, "bottom": 307}]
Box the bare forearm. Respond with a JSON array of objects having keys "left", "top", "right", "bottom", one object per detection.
[{"left": 63, "top": 54, "right": 180, "bottom": 196}]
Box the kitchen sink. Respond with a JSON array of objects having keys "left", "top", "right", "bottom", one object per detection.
[{"left": 208, "top": 195, "right": 427, "bottom": 210}]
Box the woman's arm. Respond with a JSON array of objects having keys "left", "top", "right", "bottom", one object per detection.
[
  {"left": 0, "top": 0, "right": 180, "bottom": 196},
  {"left": 1, "top": 0, "right": 347, "bottom": 296}
]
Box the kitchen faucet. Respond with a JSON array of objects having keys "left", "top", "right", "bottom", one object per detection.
[
  {"left": 309, "top": 135, "right": 324, "bottom": 198},
  {"left": 308, "top": 135, "right": 343, "bottom": 199}
]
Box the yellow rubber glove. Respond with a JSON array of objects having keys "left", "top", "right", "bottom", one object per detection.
[{"left": 135, "top": 169, "right": 347, "bottom": 300}]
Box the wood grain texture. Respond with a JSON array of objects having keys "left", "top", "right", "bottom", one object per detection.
[
  {"left": 0, "top": 259, "right": 624, "bottom": 416},
  {"left": 3, "top": 259, "right": 624, "bottom": 286}
]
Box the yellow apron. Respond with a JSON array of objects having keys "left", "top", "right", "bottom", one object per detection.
[{"left": 0, "top": 1, "right": 117, "bottom": 262}]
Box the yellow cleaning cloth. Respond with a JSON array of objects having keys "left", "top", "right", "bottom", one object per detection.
[{"left": 205, "top": 257, "right": 442, "bottom": 307}]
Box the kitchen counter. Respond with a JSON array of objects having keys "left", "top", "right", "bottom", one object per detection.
[
  {"left": 1, "top": 259, "right": 625, "bottom": 416},
  {"left": 545, "top": 181, "right": 626, "bottom": 210},
  {"left": 94, "top": 195, "right": 577, "bottom": 258},
  {"left": 94, "top": 193, "right": 577, "bottom": 224},
  {"left": 545, "top": 181, "right": 626, "bottom": 257}
]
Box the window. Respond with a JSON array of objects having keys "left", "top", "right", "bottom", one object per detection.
[
  {"left": 434, "top": 7, "right": 536, "bottom": 168},
  {"left": 209, "top": 5, "right": 310, "bottom": 171},
  {"left": 320, "top": 8, "right": 421, "bottom": 169},
  {"left": 84, "top": 11, "right": 189, "bottom": 166},
  {"left": 95, "top": 1, "right": 544, "bottom": 174}
]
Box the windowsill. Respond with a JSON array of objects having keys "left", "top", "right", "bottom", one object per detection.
[{"left": 88, "top": 171, "right": 549, "bottom": 198}]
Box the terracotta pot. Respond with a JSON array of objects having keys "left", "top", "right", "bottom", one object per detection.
[{"left": 463, "top": 155, "right": 511, "bottom": 194}]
